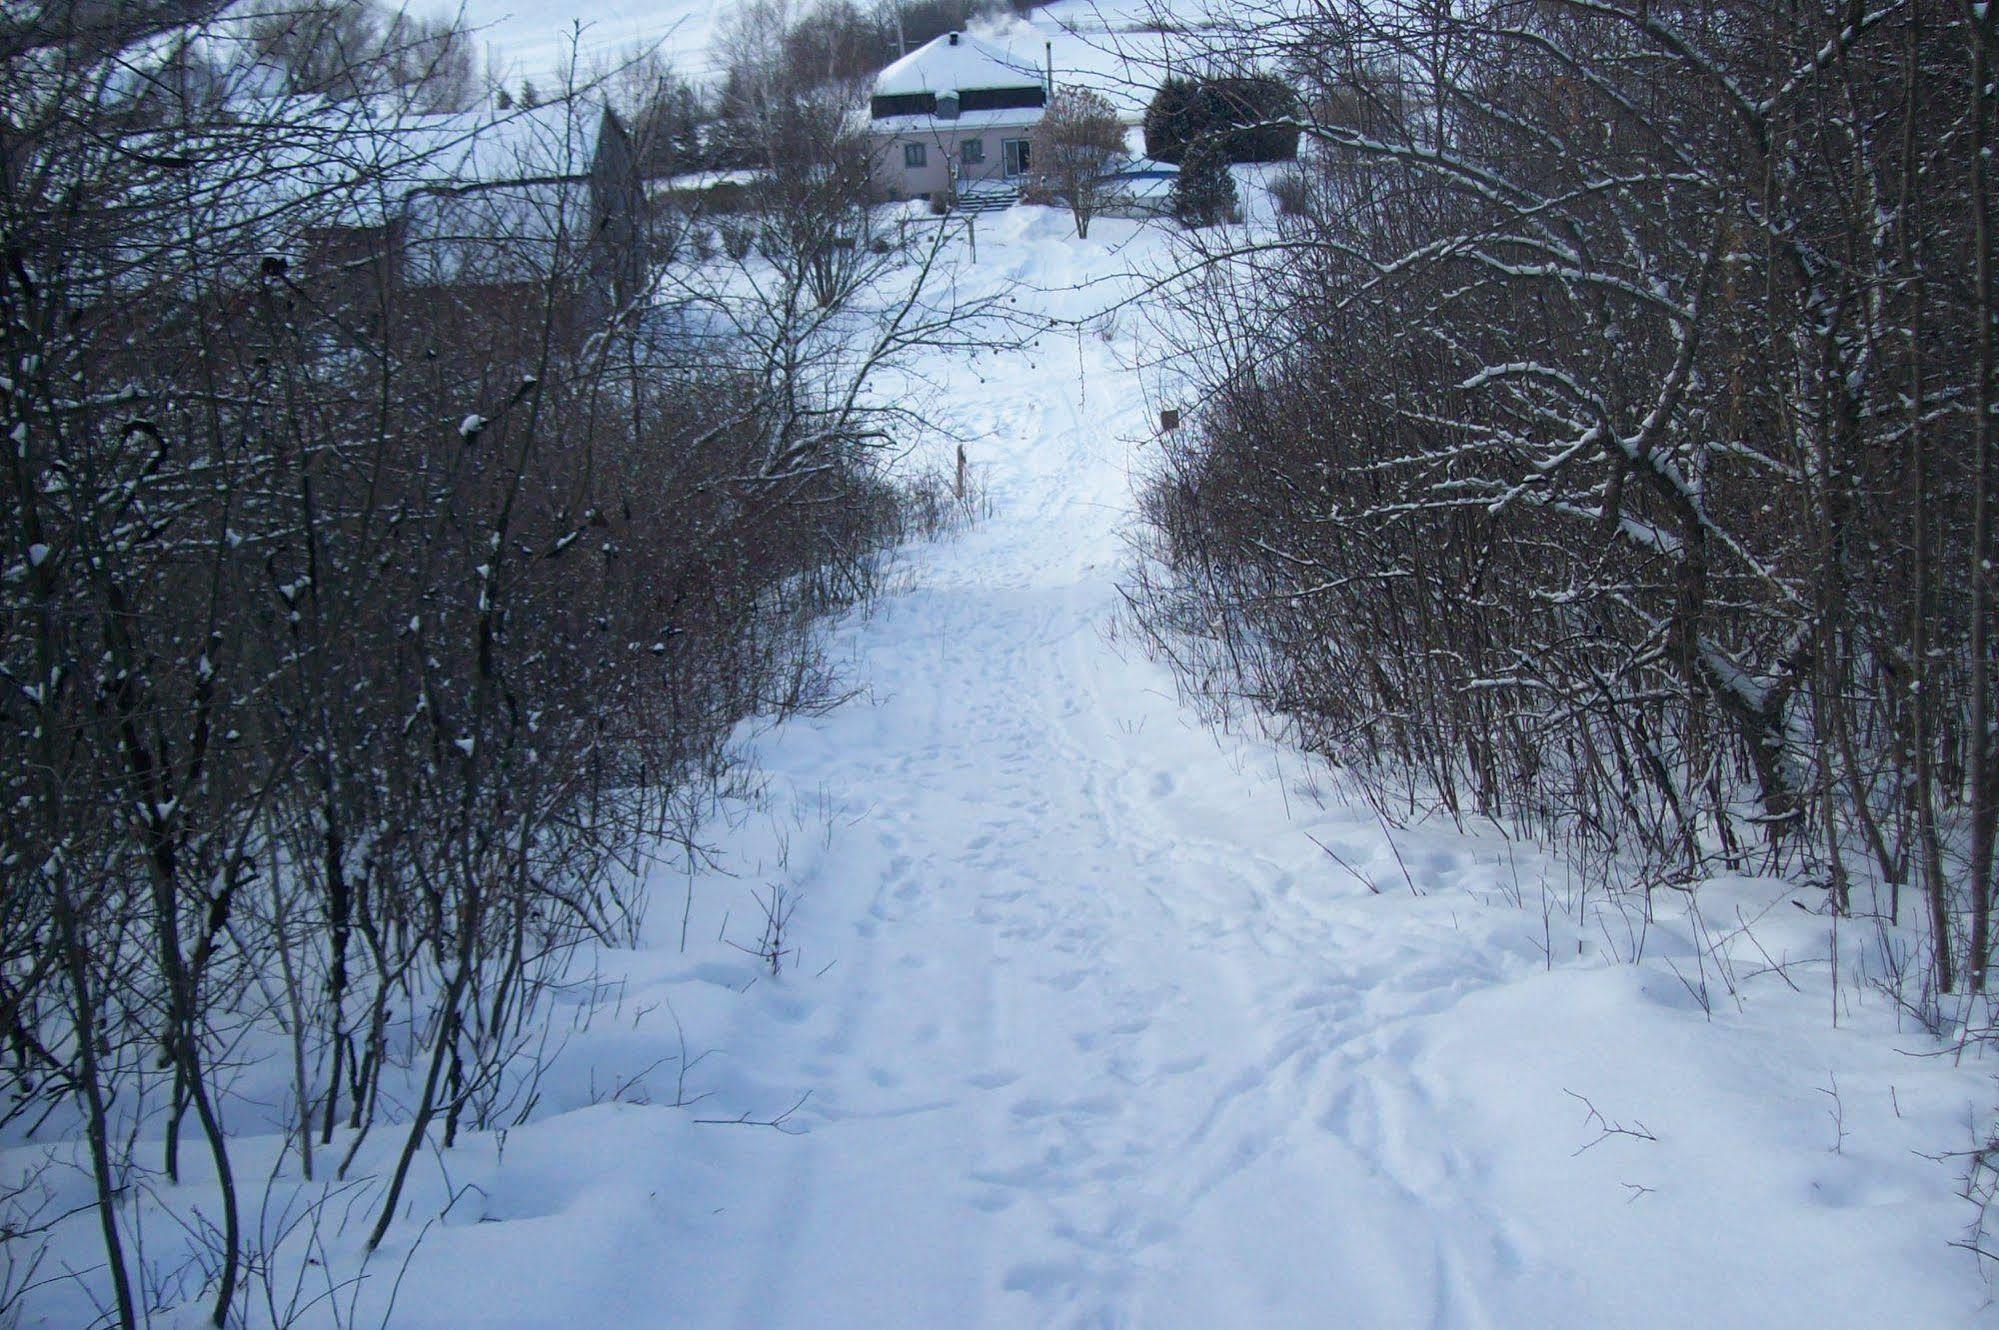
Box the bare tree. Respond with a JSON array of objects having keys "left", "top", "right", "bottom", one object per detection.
[
  {"left": 1027, "top": 87, "right": 1126, "bottom": 239},
  {"left": 247, "top": 0, "right": 479, "bottom": 111}
]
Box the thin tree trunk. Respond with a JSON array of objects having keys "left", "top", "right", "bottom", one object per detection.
[{"left": 1967, "top": 9, "right": 1997, "bottom": 991}]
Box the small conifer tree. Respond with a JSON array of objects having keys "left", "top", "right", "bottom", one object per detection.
[{"left": 1172, "top": 138, "right": 1238, "bottom": 228}]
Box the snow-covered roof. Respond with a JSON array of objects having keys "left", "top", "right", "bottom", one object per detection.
[
  {"left": 184, "top": 98, "right": 611, "bottom": 228},
  {"left": 873, "top": 31, "right": 1046, "bottom": 98},
  {"left": 89, "top": 97, "right": 627, "bottom": 298},
  {"left": 650, "top": 167, "right": 765, "bottom": 193}
]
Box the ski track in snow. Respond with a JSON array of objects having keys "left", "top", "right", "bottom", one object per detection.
[{"left": 158, "top": 209, "right": 1994, "bottom": 1330}]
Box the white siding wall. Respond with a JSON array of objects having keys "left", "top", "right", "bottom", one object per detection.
[{"left": 870, "top": 125, "right": 1039, "bottom": 200}]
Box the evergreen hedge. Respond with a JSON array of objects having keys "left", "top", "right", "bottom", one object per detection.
[{"left": 1143, "top": 74, "right": 1300, "bottom": 165}]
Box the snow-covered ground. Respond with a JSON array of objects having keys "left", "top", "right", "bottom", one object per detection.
[
  {"left": 15, "top": 200, "right": 1998, "bottom": 1328},
  {"left": 346, "top": 207, "right": 1991, "bottom": 1327}
]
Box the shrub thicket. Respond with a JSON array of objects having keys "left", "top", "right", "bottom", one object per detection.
[
  {"left": 0, "top": 8, "right": 982, "bottom": 1325},
  {"left": 1132, "top": 0, "right": 1999, "bottom": 1014}
]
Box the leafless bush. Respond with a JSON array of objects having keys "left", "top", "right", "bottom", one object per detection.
[
  {"left": 1129, "top": 0, "right": 1999, "bottom": 1007},
  {"left": 895, "top": 457, "right": 990, "bottom": 540},
  {"left": 0, "top": 5, "right": 981, "bottom": 1325},
  {"left": 1266, "top": 168, "right": 1309, "bottom": 217}
]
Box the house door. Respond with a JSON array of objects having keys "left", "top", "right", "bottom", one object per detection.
[{"left": 1002, "top": 139, "right": 1030, "bottom": 178}]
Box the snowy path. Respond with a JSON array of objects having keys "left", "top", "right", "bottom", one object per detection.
[
  {"left": 670, "top": 230, "right": 1520, "bottom": 1328},
  {"left": 391, "top": 212, "right": 1993, "bottom": 1330}
]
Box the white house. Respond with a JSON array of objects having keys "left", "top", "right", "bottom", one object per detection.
[{"left": 867, "top": 31, "right": 1051, "bottom": 201}]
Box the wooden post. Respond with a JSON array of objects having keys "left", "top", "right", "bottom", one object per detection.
[{"left": 955, "top": 444, "right": 967, "bottom": 500}]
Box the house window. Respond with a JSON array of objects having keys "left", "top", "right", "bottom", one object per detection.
[
  {"left": 904, "top": 142, "right": 928, "bottom": 169},
  {"left": 871, "top": 92, "right": 937, "bottom": 118},
  {"left": 961, "top": 138, "right": 985, "bottom": 165},
  {"left": 1002, "top": 138, "right": 1030, "bottom": 177},
  {"left": 960, "top": 86, "right": 1046, "bottom": 113}
]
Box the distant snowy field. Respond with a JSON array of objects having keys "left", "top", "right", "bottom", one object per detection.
[
  {"left": 454, "top": 0, "right": 734, "bottom": 83},
  {"left": 452, "top": 0, "right": 1208, "bottom": 98}
]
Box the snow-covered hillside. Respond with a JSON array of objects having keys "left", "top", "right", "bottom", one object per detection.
[
  {"left": 454, "top": 0, "right": 735, "bottom": 84},
  {"left": 453, "top": 0, "right": 1190, "bottom": 102},
  {"left": 244, "top": 204, "right": 1989, "bottom": 1329}
]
